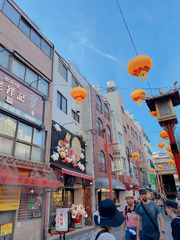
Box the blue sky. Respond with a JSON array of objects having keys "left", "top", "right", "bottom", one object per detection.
[{"left": 14, "top": 0, "right": 180, "bottom": 152}]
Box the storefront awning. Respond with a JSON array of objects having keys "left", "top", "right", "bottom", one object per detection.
[
  {"left": 95, "top": 178, "right": 126, "bottom": 190},
  {"left": 0, "top": 174, "right": 60, "bottom": 188},
  {"left": 61, "top": 168, "right": 95, "bottom": 181},
  {"left": 124, "top": 183, "right": 131, "bottom": 189}
]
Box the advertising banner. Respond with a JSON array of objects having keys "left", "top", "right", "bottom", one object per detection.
[
  {"left": 0, "top": 222, "right": 13, "bottom": 236},
  {"left": 150, "top": 174, "right": 155, "bottom": 184},
  {"left": 56, "top": 208, "right": 69, "bottom": 232}
]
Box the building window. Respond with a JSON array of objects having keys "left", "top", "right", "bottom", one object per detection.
[
  {"left": 96, "top": 118, "right": 103, "bottom": 137},
  {"left": 10, "top": 58, "right": 49, "bottom": 96},
  {"left": 107, "top": 125, "right": 111, "bottom": 142},
  {"left": 98, "top": 151, "right": 106, "bottom": 172},
  {"left": 19, "top": 17, "right": 31, "bottom": 38},
  {"left": 121, "top": 106, "right": 124, "bottom": 113},
  {"left": 2, "top": 0, "right": 52, "bottom": 57},
  {"left": 72, "top": 76, "right": 79, "bottom": 88},
  {"left": 0, "top": 46, "right": 10, "bottom": 69},
  {"left": 129, "top": 141, "right": 133, "bottom": 152},
  {"left": 123, "top": 126, "right": 127, "bottom": 133},
  {"left": 110, "top": 155, "right": 115, "bottom": 175},
  {"left": 118, "top": 132, "right": 123, "bottom": 145},
  {"left": 41, "top": 39, "right": 51, "bottom": 57},
  {"left": 71, "top": 110, "right": 80, "bottom": 123},
  {"left": 135, "top": 132, "right": 138, "bottom": 140},
  {"left": 3, "top": 0, "right": 20, "bottom": 26},
  {"left": 0, "top": 113, "right": 46, "bottom": 162},
  {"left": 11, "top": 59, "right": 26, "bottom": 80},
  {"left": 57, "top": 92, "right": 67, "bottom": 114},
  {"left": 95, "top": 95, "right": 101, "bottom": 113},
  {"left": 62, "top": 65, "right": 68, "bottom": 81},
  {"left": 138, "top": 136, "right": 141, "bottom": 144},
  {"left": 104, "top": 103, "right": 109, "bottom": 120},
  {"left": 127, "top": 124, "right": 129, "bottom": 129},
  {"left": 131, "top": 127, "right": 134, "bottom": 137}
]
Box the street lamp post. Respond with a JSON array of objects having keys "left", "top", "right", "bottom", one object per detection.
[{"left": 104, "top": 118, "right": 118, "bottom": 200}]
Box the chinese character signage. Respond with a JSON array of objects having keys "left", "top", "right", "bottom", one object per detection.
[
  {"left": 50, "top": 120, "right": 86, "bottom": 173},
  {"left": 0, "top": 70, "right": 43, "bottom": 126},
  {"left": 0, "top": 187, "right": 21, "bottom": 211},
  {"left": 119, "top": 175, "right": 134, "bottom": 184},
  {"left": 0, "top": 222, "right": 13, "bottom": 237},
  {"left": 111, "top": 160, "right": 121, "bottom": 172},
  {"left": 150, "top": 174, "right": 155, "bottom": 184},
  {"left": 0, "top": 174, "right": 60, "bottom": 188},
  {"left": 56, "top": 208, "right": 69, "bottom": 232}
]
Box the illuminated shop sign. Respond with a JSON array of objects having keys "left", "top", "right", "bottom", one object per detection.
[
  {"left": 0, "top": 70, "right": 43, "bottom": 126},
  {"left": 50, "top": 120, "right": 86, "bottom": 173}
]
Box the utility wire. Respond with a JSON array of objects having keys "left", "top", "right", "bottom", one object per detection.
[
  {"left": 115, "top": 0, "right": 154, "bottom": 95},
  {"left": 115, "top": 0, "right": 138, "bottom": 56}
]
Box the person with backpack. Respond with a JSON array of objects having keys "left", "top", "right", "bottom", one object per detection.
[
  {"left": 121, "top": 193, "right": 137, "bottom": 240},
  {"left": 91, "top": 199, "right": 125, "bottom": 240},
  {"left": 136, "top": 189, "right": 165, "bottom": 240},
  {"left": 162, "top": 200, "right": 180, "bottom": 240}
]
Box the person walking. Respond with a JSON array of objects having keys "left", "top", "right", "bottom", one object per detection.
[
  {"left": 121, "top": 193, "right": 137, "bottom": 240},
  {"left": 163, "top": 200, "right": 180, "bottom": 240},
  {"left": 135, "top": 189, "right": 165, "bottom": 240},
  {"left": 91, "top": 199, "right": 124, "bottom": 240}
]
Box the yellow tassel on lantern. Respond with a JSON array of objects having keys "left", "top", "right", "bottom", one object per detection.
[{"left": 139, "top": 71, "right": 148, "bottom": 82}]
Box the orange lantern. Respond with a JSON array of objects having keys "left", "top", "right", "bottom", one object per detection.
[
  {"left": 159, "top": 130, "right": 169, "bottom": 142},
  {"left": 150, "top": 168, "right": 155, "bottom": 173},
  {"left": 157, "top": 142, "right": 165, "bottom": 149},
  {"left": 149, "top": 111, "right": 157, "bottom": 117},
  {"left": 127, "top": 55, "right": 153, "bottom": 82},
  {"left": 167, "top": 159, "right": 174, "bottom": 165},
  {"left": 166, "top": 144, "right": 171, "bottom": 152},
  {"left": 71, "top": 86, "right": 87, "bottom": 104},
  {"left": 131, "top": 152, "right": 139, "bottom": 160},
  {"left": 131, "top": 89, "right": 146, "bottom": 105},
  {"left": 157, "top": 165, "right": 163, "bottom": 169},
  {"left": 170, "top": 152, "right": 174, "bottom": 159}
]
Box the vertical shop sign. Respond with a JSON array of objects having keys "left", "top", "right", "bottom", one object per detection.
[
  {"left": 150, "top": 174, "right": 155, "bottom": 184},
  {"left": 56, "top": 208, "right": 69, "bottom": 232}
]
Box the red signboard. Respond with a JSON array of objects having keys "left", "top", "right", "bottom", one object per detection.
[
  {"left": 119, "top": 175, "right": 134, "bottom": 184},
  {"left": 0, "top": 70, "right": 43, "bottom": 125},
  {"left": 0, "top": 175, "right": 60, "bottom": 188}
]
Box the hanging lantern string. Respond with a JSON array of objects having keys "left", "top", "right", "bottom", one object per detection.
[
  {"left": 115, "top": 0, "right": 138, "bottom": 56},
  {"left": 115, "top": 0, "right": 153, "bottom": 95}
]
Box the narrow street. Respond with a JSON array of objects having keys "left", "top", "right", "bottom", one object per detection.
[{"left": 65, "top": 217, "right": 173, "bottom": 240}]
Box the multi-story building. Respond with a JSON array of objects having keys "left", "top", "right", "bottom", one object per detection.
[
  {"left": 48, "top": 53, "right": 95, "bottom": 236},
  {"left": 0, "top": 1, "right": 60, "bottom": 240},
  {"left": 152, "top": 151, "right": 178, "bottom": 199},
  {"left": 90, "top": 85, "right": 126, "bottom": 208},
  {"left": 134, "top": 121, "right": 155, "bottom": 190}
]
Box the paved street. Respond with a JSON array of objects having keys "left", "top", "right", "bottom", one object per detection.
[{"left": 64, "top": 217, "right": 173, "bottom": 240}]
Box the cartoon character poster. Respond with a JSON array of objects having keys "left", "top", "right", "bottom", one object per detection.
[{"left": 50, "top": 120, "right": 86, "bottom": 173}]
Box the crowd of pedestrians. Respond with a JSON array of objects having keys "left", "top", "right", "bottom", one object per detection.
[{"left": 91, "top": 189, "right": 180, "bottom": 240}]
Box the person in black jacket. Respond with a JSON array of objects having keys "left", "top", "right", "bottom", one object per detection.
[{"left": 163, "top": 200, "right": 180, "bottom": 240}]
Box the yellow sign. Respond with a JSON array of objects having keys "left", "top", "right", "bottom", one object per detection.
[
  {"left": 0, "top": 222, "right": 12, "bottom": 236},
  {"left": 0, "top": 187, "right": 21, "bottom": 211}
]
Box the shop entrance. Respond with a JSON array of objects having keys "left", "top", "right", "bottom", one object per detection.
[
  {"left": 0, "top": 211, "right": 15, "bottom": 240},
  {"left": 84, "top": 188, "right": 92, "bottom": 225}
]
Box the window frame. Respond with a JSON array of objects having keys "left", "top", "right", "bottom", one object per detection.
[
  {"left": 57, "top": 91, "right": 67, "bottom": 114},
  {"left": 71, "top": 110, "right": 80, "bottom": 123},
  {"left": 118, "top": 132, "right": 123, "bottom": 145},
  {"left": 96, "top": 118, "right": 104, "bottom": 138},
  {"left": 123, "top": 126, "right": 127, "bottom": 133},
  {"left": 0, "top": 113, "right": 46, "bottom": 162},
  {"left": 107, "top": 125, "right": 111, "bottom": 143},
  {"left": 95, "top": 95, "right": 102, "bottom": 113},
  {"left": 131, "top": 127, "right": 134, "bottom": 137},
  {"left": 98, "top": 150, "right": 106, "bottom": 172},
  {"left": 104, "top": 103, "right": 109, "bottom": 120}
]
